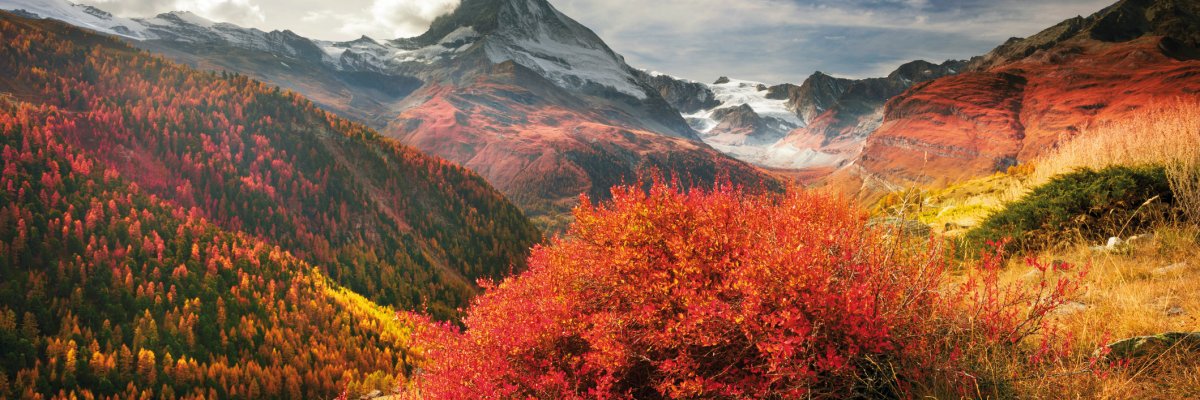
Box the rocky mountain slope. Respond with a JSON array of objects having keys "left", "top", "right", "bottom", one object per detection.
[
  {"left": 832, "top": 0, "right": 1200, "bottom": 195},
  {"left": 635, "top": 70, "right": 721, "bottom": 114},
  {"left": 0, "top": 0, "right": 774, "bottom": 231},
  {"left": 767, "top": 72, "right": 854, "bottom": 125}
]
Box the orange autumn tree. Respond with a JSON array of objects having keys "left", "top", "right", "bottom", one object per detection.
[{"left": 406, "top": 181, "right": 1084, "bottom": 398}]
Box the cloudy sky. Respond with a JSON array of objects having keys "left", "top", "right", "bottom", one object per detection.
[{"left": 80, "top": 0, "right": 1115, "bottom": 83}]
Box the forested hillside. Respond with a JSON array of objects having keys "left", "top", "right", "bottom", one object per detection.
[
  {"left": 0, "top": 93, "right": 419, "bottom": 398},
  {"left": 0, "top": 11, "right": 551, "bottom": 399},
  {"left": 0, "top": 12, "right": 541, "bottom": 320}
]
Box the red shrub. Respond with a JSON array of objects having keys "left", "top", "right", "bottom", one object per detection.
[{"left": 408, "top": 182, "right": 1082, "bottom": 399}]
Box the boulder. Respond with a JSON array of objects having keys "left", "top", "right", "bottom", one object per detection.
[
  {"left": 1091, "top": 236, "right": 1128, "bottom": 252},
  {"left": 1153, "top": 262, "right": 1188, "bottom": 275},
  {"left": 1126, "top": 233, "right": 1156, "bottom": 247},
  {"left": 1100, "top": 332, "right": 1200, "bottom": 360}
]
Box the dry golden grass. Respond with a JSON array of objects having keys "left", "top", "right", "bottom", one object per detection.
[
  {"left": 910, "top": 100, "right": 1200, "bottom": 235},
  {"left": 891, "top": 101, "right": 1200, "bottom": 398},
  {"left": 914, "top": 174, "right": 1025, "bottom": 235},
  {"left": 995, "top": 224, "right": 1200, "bottom": 399},
  {"left": 1168, "top": 157, "right": 1200, "bottom": 224},
  {"left": 1030, "top": 101, "right": 1200, "bottom": 186},
  {"left": 894, "top": 224, "right": 1200, "bottom": 399}
]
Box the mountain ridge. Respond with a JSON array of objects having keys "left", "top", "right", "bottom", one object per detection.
[
  {"left": 832, "top": 0, "right": 1200, "bottom": 196},
  {"left": 0, "top": 12, "right": 442, "bottom": 398},
  {"left": 968, "top": 0, "right": 1200, "bottom": 71},
  {"left": 0, "top": 0, "right": 777, "bottom": 231},
  {"left": 0, "top": 9, "right": 542, "bottom": 319},
  {"left": 643, "top": 59, "right": 965, "bottom": 171}
]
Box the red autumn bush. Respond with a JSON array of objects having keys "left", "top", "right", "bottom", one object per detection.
[{"left": 406, "top": 182, "right": 1082, "bottom": 399}]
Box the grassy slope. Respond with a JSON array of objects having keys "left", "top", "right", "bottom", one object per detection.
[
  {"left": 875, "top": 101, "right": 1200, "bottom": 398},
  {"left": 995, "top": 226, "right": 1200, "bottom": 398}
]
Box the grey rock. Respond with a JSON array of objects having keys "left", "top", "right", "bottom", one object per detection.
[
  {"left": 1091, "top": 236, "right": 1128, "bottom": 252},
  {"left": 705, "top": 104, "right": 797, "bottom": 141},
  {"left": 790, "top": 59, "right": 967, "bottom": 142},
  {"left": 7, "top": 9, "right": 40, "bottom": 19},
  {"left": 967, "top": 0, "right": 1200, "bottom": 71},
  {"left": 1153, "top": 262, "right": 1188, "bottom": 275},
  {"left": 1101, "top": 332, "right": 1200, "bottom": 360},
  {"left": 1126, "top": 233, "right": 1156, "bottom": 247},
  {"left": 638, "top": 72, "right": 720, "bottom": 114}
]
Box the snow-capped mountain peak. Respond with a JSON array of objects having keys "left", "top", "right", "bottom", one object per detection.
[
  {"left": 431, "top": 0, "right": 652, "bottom": 99},
  {"left": 2, "top": 0, "right": 652, "bottom": 100}
]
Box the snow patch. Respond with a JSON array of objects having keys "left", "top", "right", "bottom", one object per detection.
[
  {"left": 317, "top": 43, "right": 348, "bottom": 60},
  {"left": 4, "top": 0, "right": 649, "bottom": 100},
  {"left": 0, "top": 0, "right": 156, "bottom": 40},
  {"left": 392, "top": 26, "right": 479, "bottom": 64},
  {"left": 486, "top": 30, "right": 648, "bottom": 99},
  {"left": 480, "top": 0, "right": 649, "bottom": 99},
  {"left": 165, "top": 11, "right": 214, "bottom": 28},
  {"left": 688, "top": 78, "right": 803, "bottom": 134},
  {"left": 644, "top": 70, "right": 703, "bottom": 84},
  {"left": 675, "top": 77, "right": 848, "bottom": 169}
]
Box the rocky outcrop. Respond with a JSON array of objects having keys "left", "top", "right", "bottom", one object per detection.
[
  {"left": 807, "top": 59, "right": 965, "bottom": 143},
  {"left": 782, "top": 72, "right": 855, "bottom": 124},
  {"left": 637, "top": 71, "right": 721, "bottom": 114},
  {"left": 764, "top": 83, "right": 798, "bottom": 100},
  {"left": 968, "top": 0, "right": 1200, "bottom": 70},
  {"left": 708, "top": 104, "right": 771, "bottom": 138},
  {"left": 1088, "top": 0, "right": 1200, "bottom": 47},
  {"left": 1101, "top": 332, "right": 1200, "bottom": 360}
]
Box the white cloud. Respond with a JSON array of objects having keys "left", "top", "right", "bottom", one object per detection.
[
  {"left": 300, "top": 0, "right": 460, "bottom": 39},
  {"left": 174, "top": 0, "right": 265, "bottom": 25},
  {"left": 88, "top": 0, "right": 265, "bottom": 26},
  {"left": 364, "top": 0, "right": 459, "bottom": 38}
]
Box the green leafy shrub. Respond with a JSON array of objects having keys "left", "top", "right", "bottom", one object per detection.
[{"left": 964, "top": 165, "right": 1175, "bottom": 254}]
